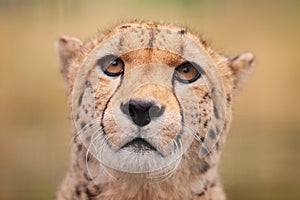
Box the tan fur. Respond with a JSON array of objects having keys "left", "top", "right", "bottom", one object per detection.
[{"left": 55, "top": 21, "right": 254, "bottom": 200}]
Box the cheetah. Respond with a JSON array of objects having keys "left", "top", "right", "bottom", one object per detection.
[{"left": 55, "top": 21, "right": 254, "bottom": 200}]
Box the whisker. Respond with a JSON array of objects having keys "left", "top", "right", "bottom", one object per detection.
[
  {"left": 77, "top": 117, "right": 102, "bottom": 133},
  {"left": 148, "top": 158, "right": 181, "bottom": 183},
  {"left": 96, "top": 135, "right": 118, "bottom": 180}
]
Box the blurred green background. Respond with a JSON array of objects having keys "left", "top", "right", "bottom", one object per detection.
[{"left": 0, "top": 0, "right": 300, "bottom": 199}]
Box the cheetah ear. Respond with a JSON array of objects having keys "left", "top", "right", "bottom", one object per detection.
[
  {"left": 55, "top": 35, "right": 83, "bottom": 86},
  {"left": 228, "top": 52, "right": 255, "bottom": 91}
]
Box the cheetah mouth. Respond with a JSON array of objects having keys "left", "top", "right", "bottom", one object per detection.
[{"left": 121, "top": 138, "right": 157, "bottom": 153}]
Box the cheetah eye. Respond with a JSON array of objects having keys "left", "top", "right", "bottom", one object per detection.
[
  {"left": 174, "top": 62, "right": 201, "bottom": 83},
  {"left": 97, "top": 55, "right": 125, "bottom": 77}
]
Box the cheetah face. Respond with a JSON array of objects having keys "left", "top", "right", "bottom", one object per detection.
[{"left": 56, "top": 22, "right": 254, "bottom": 175}]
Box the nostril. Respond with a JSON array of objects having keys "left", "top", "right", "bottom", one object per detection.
[
  {"left": 149, "top": 105, "right": 165, "bottom": 118},
  {"left": 128, "top": 106, "right": 135, "bottom": 117},
  {"left": 120, "top": 102, "right": 130, "bottom": 116}
]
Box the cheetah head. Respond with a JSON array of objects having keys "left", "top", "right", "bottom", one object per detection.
[{"left": 56, "top": 22, "right": 254, "bottom": 178}]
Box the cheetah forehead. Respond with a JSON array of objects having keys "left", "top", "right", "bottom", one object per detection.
[{"left": 91, "top": 23, "right": 208, "bottom": 61}]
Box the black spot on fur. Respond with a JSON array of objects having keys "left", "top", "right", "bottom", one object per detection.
[
  {"left": 203, "top": 92, "right": 210, "bottom": 100},
  {"left": 216, "top": 125, "right": 221, "bottom": 135},
  {"left": 179, "top": 29, "right": 186, "bottom": 35},
  {"left": 75, "top": 185, "right": 81, "bottom": 197},
  {"left": 200, "top": 146, "right": 210, "bottom": 157},
  {"left": 78, "top": 92, "right": 84, "bottom": 106},
  {"left": 211, "top": 87, "right": 215, "bottom": 94},
  {"left": 75, "top": 114, "right": 79, "bottom": 121},
  {"left": 197, "top": 192, "right": 205, "bottom": 197},
  {"left": 204, "top": 120, "right": 208, "bottom": 128},
  {"left": 210, "top": 182, "right": 216, "bottom": 188},
  {"left": 120, "top": 25, "right": 131, "bottom": 29},
  {"left": 199, "top": 160, "right": 210, "bottom": 173},
  {"left": 81, "top": 122, "right": 86, "bottom": 129},
  {"left": 200, "top": 38, "right": 209, "bottom": 47},
  {"left": 85, "top": 80, "right": 91, "bottom": 87},
  {"left": 200, "top": 136, "right": 205, "bottom": 143},
  {"left": 209, "top": 129, "right": 216, "bottom": 139},
  {"left": 77, "top": 144, "right": 83, "bottom": 152},
  {"left": 213, "top": 106, "right": 219, "bottom": 119},
  {"left": 226, "top": 94, "right": 232, "bottom": 103},
  {"left": 203, "top": 184, "right": 208, "bottom": 191}
]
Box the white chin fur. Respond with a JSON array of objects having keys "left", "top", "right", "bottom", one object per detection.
[{"left": 88, "top": 133, "right": 183, "bottom": 174}]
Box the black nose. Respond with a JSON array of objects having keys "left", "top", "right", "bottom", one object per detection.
[{"left": 120, "top": 99, "right": 165, "bottom": 127}]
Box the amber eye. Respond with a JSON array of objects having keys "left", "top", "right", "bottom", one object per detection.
[
  {"left": 97, "top": 55, "right": 124, "bottom": 77},
  {"left": 174, "top": 62, "right": 201, "bottom": 83}
]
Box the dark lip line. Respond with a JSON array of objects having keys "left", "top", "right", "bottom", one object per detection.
[
  {"left": 119, "top": 137, "right": 166, "bottom": 157},
  {"left": 121, "top": 137, "right": 157, "bottom": 151}
]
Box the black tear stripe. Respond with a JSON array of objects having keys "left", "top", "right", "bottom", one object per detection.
[
  {"left": 171, "top": 78, "right": 185, "bottom": 147},
  {"left": 78, "top": 92, "right": 84, "bottom": 106},
  {"left": 213, "top": 105, "right": 220, "bottom": 119},
  {"left": 100, "top": 75, "right": 124, "bottom": 137}
]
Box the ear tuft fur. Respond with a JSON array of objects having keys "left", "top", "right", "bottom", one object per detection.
[
  {"left": 229, "top": 52, "right": 255, "bottom": 90},
  {"left": 55, "top": 35, "right": 82, "bottom": 85}
]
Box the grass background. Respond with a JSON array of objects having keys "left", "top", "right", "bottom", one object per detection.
[{"left": 0, "top": 0, "right": 300, "bottom": 199}]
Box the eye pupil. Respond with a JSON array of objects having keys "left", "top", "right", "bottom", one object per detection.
[
  {"left": 111, "top": 60, "right": 118, "bottom": 66},
  {"left": 182, "top": 66, "right": 189, "bottom": 73}
]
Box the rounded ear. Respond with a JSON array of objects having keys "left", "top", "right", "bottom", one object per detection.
[
  {"left": 55, "top": 35, "right": 82, "bottom": 86},
  {"left": 228, "top": 52, "right": 255, "bottom": 92}
]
